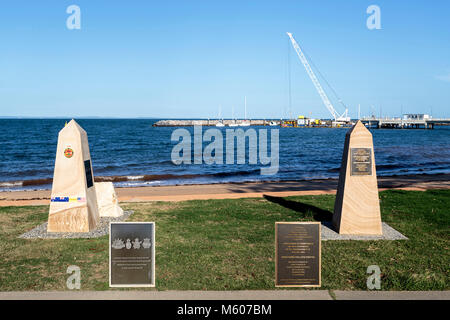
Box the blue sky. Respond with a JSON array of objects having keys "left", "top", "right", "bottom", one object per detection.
[{"left": 0, "top": 0, "right": 449, "bottom": 119}]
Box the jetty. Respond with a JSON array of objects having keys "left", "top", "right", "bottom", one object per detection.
[
  {"left": 152, "top": 119, "right": 275, "bottom": 127},
  {"left": 361, "top": 114, "right": 450, "bottom": 129},
  {"left": 153, "top": 114, "right": 450, "bottom": 129}
]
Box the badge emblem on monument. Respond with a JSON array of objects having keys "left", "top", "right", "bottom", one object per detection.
[
  {"left": 333, "top": 120, "right": 383, "bottom": 235},
  {"left": 64, "top": 148, "right": 74, "bottom": 158},
  {"left": 47, "top": 119, "right": 100, "bottom": 233}
]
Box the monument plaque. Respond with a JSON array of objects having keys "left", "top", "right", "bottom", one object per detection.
[
  {"left": 84, "top": 160, "right": 94, "bottom": 188},
  {"left": 351, "top": 148, "right": 372, "bottom": 176},
  {"left": 109, "top": 222, "right": 155, "bottom": 287},
  {"left": 47, "top": 119, "right": 100, "bottom": 232},
  {"left": 333, "top": 120, "right": 382, "bottom": 235},
  {"left": 275, "top": 222, "right": 321, "bottom": 287}
]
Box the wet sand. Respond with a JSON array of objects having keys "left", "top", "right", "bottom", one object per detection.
[{"left": 1, "top": 173, "right": 449, "bottom": 207}]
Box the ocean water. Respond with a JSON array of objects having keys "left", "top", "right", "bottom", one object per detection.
[{"left": 0, "top": 119, "right": 449, "bottom": 191}]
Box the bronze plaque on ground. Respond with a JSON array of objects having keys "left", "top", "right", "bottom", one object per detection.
[
  {"left": 109, "top": 222, "right": 155, "bottom": 287},
  {"left": 275, "top": 222, "right": 321, "bottom": 287},
  {"left": 350, "top": 148, "right": 372, "bottom": 176}
]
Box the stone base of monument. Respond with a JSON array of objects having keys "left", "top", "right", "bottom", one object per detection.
[
  {"left": 95, "top": 182, "right": 124, "bottom": 218},
  {"left": 321, "top": 221, "right": 408, "bottom": 241},
  {"left": 19, "top": 211, "right": 134, "bottom": 239}
]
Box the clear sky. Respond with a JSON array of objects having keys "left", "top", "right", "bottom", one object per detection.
[{"left": 1, "top": 0, "right": 449, "bottom": 119}]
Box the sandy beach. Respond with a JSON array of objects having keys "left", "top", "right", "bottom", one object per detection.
[{"left": 1, "top": 173, "right": 449, "bottom": 207}]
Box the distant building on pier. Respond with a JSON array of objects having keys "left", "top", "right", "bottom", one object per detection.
[{"left": 403, "top": 114, "right": 431, "bottom": 120}]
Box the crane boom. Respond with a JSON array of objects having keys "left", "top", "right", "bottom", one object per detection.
[{"left": 286, "top": 32, "right": 348, "bottom": 122}]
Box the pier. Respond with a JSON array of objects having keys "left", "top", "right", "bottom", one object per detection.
[
  {"left": 152, "top": 119, "right": 274, "bottom": 127},
  {"left": 153, "top": 115, "right": 450, "bottom": 129},
  {"left": 360, "top": 115, "right": 450, "bottom": 129}
]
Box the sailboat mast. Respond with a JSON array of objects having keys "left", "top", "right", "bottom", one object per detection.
[{"left": 244, "top": 96, "right": 247, "bottom": 119}]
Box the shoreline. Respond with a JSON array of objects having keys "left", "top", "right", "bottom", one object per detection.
[
  {"left": 3, "top": 169, "right": 450, "bottom": 191},
  {"left": 1, "top": 173, "right": 449, "bottom": 206}
]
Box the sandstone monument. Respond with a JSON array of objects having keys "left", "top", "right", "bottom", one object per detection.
[
  {"left": 333, "top": 120, "right": 382, "bottom": 235},
  {"left": 47, "top": 120, "right": 100, "bottom": 232},
  {"left": 95, "top": 182, "right": 123, "bottom": 217}
]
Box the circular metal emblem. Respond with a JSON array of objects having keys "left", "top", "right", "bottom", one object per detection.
[{"left": 64, "top": 148, "right": 74, "bottom": 158}]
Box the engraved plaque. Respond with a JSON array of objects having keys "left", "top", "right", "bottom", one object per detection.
[
  {"left": 109, "top": 222, "right": 155, "bottom": 287},
  {"left": 275, "top": 222, "right": 321, "bottom": 287},
  {"left": 84, "top": 160, "right": 94, "bottom": 188},
  {"left": 350, "top": 148, "right": 372, "bottom": 176}
]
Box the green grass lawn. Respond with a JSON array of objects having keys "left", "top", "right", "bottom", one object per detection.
[{"left": 0, "top": 189, "right": 448, "bottom": 291}]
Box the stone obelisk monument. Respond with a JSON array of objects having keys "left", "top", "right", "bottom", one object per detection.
[
  {"left": 47, "top": 120, "right": 100, "bottom": 232},
  {"left": 333, "top": 120, "right": 382, "bottom": 235}
]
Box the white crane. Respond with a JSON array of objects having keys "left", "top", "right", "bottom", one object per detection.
[{"left": 286, "top": 32, "right": 349, "bottom": 122}]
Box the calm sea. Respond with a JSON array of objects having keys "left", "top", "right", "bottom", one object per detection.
[{"left": 0, "top": 119, "right": 449, "bottom": 191}]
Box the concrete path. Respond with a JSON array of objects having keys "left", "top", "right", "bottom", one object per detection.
[
  {"left": 333, "top": 290, "right": 450, "bottom": 300},
  {"left": 0, "top": 290, "right": 449, "bottom": 300}
]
